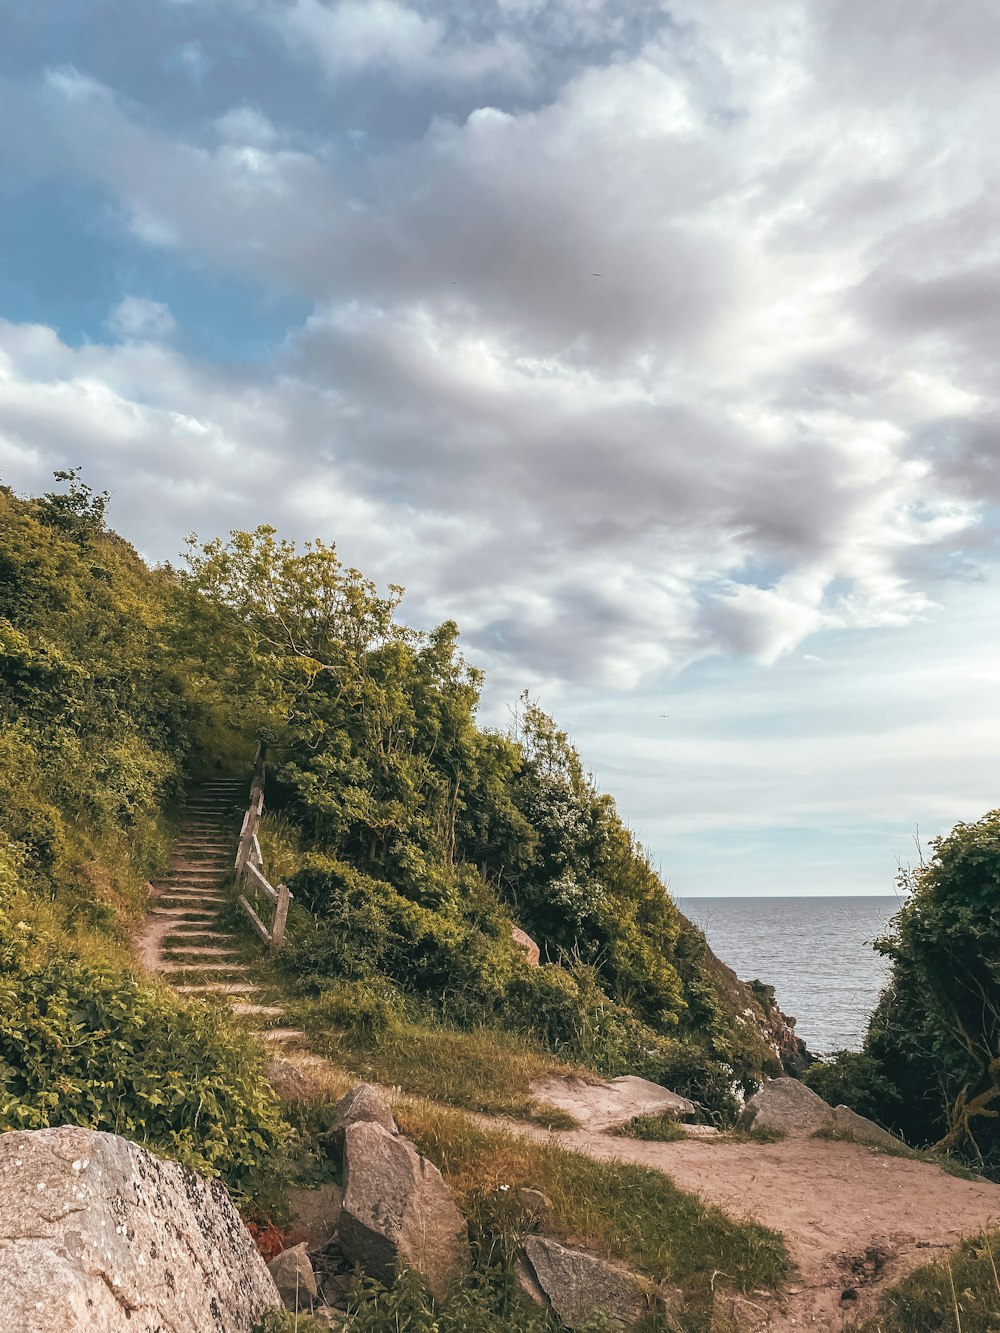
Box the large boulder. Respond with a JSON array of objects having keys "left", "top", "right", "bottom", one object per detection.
[
  {"left": 520, "top": 1236, "right": 656, "bottom": 1329},
  {"left": 339, "top": 1120, "right": 469, "bottom": 1301},
  {"left": 737, "top": 1077, "right": 831, "bottom": 1135},
  {"left": 325, "top": 1083, "right": 398, "bottom": 1155},
  {"left": 287, "top": 1181, "right": 344, "bottom": 1252},
  {"left": 0, "top": 1126, "right": 279, "bottom": 1333}
]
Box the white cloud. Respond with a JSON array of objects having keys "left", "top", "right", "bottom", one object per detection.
[{"left": 107, "top": 297, "right": 177, "bottom": 341}]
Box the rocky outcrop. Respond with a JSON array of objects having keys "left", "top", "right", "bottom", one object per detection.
[
  {"left": 325, "top": 1082, "right": 398, "bottom": 1154},
  {"left": 530, "top": 1072, "right": 694, "bottom": 1131},
  {"left": 265, "top": 1056, "right": 315, "bottom": 1101},
  {"left": 706, "top": 954, "right": 811, "bottom": 1076},
  {"left": 512, "top": 925, "right": 541, "bottom": 966},
  {"left": 339, "top": 1121, "right": 470, "bottom": 1301},
  {"left": 0, "top": 1125, "right": 279, "bottom": 1333},
  {"left": 518, "top": 1235, "right": 662, "bottom": 1329},
  {"left": 738, "top": 1077, "right": 832, "bottom": 1134}
]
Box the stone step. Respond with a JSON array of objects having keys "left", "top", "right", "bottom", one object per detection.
[
  {"left": 257, "top": 1028, "right": 307, "bottom": 1044},
  {"left": 230, "top": 1003, "right": 286, "bottom": 1018},
  {"left": 165, "top": 946, "right": 242, "bottom": 958},
  {"left": 158, "top": 961, "right": 251, "bottom": 974},
  {"left": 149, "top": 908, "right": 220, "bottom": 918},
  {"left": 176, "top": 982, "right": 258, "bottom": 995}
]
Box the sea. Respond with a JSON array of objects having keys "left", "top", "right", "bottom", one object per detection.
[{"left": 677, "top": 896, "right": 903, "bottom": 1058}]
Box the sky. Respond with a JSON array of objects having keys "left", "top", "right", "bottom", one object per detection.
[{"left": 0, "top": 0, "right": 998, "bottom": 896}]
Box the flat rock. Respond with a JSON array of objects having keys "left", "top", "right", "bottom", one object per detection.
[
  {"left": 737, "top": 1077, "right": 831, "bottom": 1135},
  {"left": 521, "top": 1236, "right": 652, "bottom": 1329},
  {"left": 325, "top": 1083, "right": 398, "bottom": 1154},
  {"left": 339, "top": 1121, "right": 469, "bottom": 1302},
  {"left": 0, "top": 1125, "right": 279, "bottom": 1333},
  {"left": 529, "top": 1073, "right": 694, "bottom": 1132},
  {"left": 828, "top": 1103, "right": 902, "bottom": 1149},
  {"left": 268, "top": 1241, "right": 318, "bottom": 1310}
]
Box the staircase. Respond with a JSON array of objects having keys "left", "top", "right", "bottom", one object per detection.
[{"left": 143, "top": 779, "right": 305, "bottom": 1046}]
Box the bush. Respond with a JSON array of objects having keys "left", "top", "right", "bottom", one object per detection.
[{"left": 0, "top": 923, "right": 289, "bottom": 1193}]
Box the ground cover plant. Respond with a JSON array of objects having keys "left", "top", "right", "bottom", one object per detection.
[{"left": 847, "top": 1230, "right": 1000, "bottom": 1333}]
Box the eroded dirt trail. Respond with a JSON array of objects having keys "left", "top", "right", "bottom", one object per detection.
[{"left": 492, "top": 1118, "right": 1000, "bottom": 1329}]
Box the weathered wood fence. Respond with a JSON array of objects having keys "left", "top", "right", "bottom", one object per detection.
[{"left": 235, "top": 743, "right": 292, "bottom": 948}]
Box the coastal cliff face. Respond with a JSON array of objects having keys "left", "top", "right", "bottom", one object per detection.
[{"left": 705, "top": 951, "right": 812, "bottom": 1078}]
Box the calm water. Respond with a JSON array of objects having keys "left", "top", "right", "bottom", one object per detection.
[{"left": 678, "top": 896, "right": 902, "bottom": 1056}]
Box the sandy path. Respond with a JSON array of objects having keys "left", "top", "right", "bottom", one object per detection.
[{"left": 486, "top": 1118, "right": 1000, "bottom": 1329}]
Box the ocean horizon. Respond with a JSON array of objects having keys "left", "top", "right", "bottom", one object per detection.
[{"left": 678, "top": 895, "right": 903, "bottom": 1057}]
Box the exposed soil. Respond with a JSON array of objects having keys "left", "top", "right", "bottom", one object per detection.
[{"left": 493, "top": 1117, "right": 1000, "bottom": 1330}]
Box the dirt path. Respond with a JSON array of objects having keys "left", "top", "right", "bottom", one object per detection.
[{"left": 489, "top": 1116, "right": 1000, "bottom": 1329}]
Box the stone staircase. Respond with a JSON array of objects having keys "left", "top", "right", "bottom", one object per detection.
[{"left": 144, "top": 779, "right": 306, "bottom": 1047}]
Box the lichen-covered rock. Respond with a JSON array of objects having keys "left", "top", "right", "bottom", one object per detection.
[
  {"left": 325, "top": 1083, "right": 398, "bottom": 1155},
  {"left": 339, "top": 1121, "right": 469, "bottom": 1301},
  {"left": 521, "top": 1236, "right": 654, "bottom": 1328},
  {"left": 737, "top": 1077, "right": 831, "bottom": 1135},
  {"left": 268, "top": 1242, "right": 318, "bottom": 1309},
  {"left": 0, "top": 1126, "right": 279, "bottom": 1333}
]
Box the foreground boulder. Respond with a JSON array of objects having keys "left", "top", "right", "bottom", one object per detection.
[
  {"left": 0, "top": 1126, "right": 279, "bottom": 1333},
  {"left": 339, "top": 1120, "right": 469, "bottom": 1301},
  {"left": 325, "top": 1082, "right": 398, "bottom": 1154},
  {"left": 519, "top": 1235, "right": 657, "bottom": 1328},
  {"left": 737, "top": 1077, "right": 832, "bottom": 1135}
]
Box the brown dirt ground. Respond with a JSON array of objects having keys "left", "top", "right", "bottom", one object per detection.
[{"left": 493, "top": 1118, "right": 1000, "bottom": 1330}]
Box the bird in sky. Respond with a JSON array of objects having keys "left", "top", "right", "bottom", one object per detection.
[{"left": 592, "top": 272, "right": 602, "bottom": 277}]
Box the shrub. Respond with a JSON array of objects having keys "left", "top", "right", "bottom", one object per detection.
[{"left": 0, "top": 923, "right": 289, "bottom": 1193}]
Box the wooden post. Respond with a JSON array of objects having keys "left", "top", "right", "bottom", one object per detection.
[{"left": 271, "top": 884, "right": 291, "bottom": 949}]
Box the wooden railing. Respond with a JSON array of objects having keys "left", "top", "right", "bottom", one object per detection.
[{"left": 235, "top": 744, "right": 292, "bottom": 949}]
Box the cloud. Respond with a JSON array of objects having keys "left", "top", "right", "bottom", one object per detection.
[{"left": 107, "top": 297, "right": 178, "bottom": 341}]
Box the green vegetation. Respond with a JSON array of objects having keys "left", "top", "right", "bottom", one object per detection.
[
  {"left": 182, "top": 524, "right": 791, "bottom": 1120},
  {"left": 847, "top": 1231, "right": 1000, "bottom": 1333},
  {"left": 805, "top": 812, "right": 1000, "bottom": 1174},
  {"left": 609, "top": 1112, "right": 689, "bottom": 1142}
]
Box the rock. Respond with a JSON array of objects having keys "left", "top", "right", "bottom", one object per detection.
[
  {"left": 530, "top": 1073, "right": 695, "bottom": 1132},
  {"left": 521, "top": 1235, "right": 653, "bottom": 1328},
  {"left": 266, "top": 1056, "right": 314, "bottom": 1100},
  {"left": 339, "top": 1121, "right": 469, "bottom": 1301},
  {"left": 517, "top": 1187, "right": 552, "bottom": 1218},
  {"left": 287, "top": 1181, "right": 344, "bottom": 1252},
  {"left": 828, "top": 1104, "right": 901, "bottom": 1149},
  {"left": 512, "top": 925, "right": 541, "bottom": 966},
  {"left": 312, "top": 1306, "right": 349, "bottom": 1328},
  {"left": 0, "top": 1125, "right": 279, "bottom": 1333},
  {"left": 325, "top": 1083, "right": 398, "bottom": 1155},
  {"left": 737, "top": 1077, "right": 831, "bottom": 1135},
  {"left": 268, "top": 1241, "right": 318, "bottom": 1309}
]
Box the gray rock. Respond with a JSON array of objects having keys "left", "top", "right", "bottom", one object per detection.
[
  {"left": 339, "top": 1121, "right": 469, "bottom": 1301},
  {"left": 512, "top": 925, "right": 541, "bottom": 966},
  {"left": 737, "top": 1077, "right": 831, "bottom": 1135},
  {"left": 828, "top": 1104, "right": 902, "bottom": 1149},
  {"left": 0, "top": 1125, "right": 279, "bottom": 1333},
  {"left": 268, "top": 1241, "right": 318, "bottom": 1309},
  {"left": 529, "top": 1073, "right": 694, "bottom": 1132},
  {"left": 287, "top": 1181, "right": 344, "bottom": 1252},
  {"left": 266, "top": 1057, "right": 314, "bottom": 1101},
  {"left": 517, "top": 1187, "right": 552, "bottom": 1218},
  {"left": 326, "top": 1083, "right": 398, "bottom": 1155},
  {"left": 521, "top": 1236, "right": 652, "bottom": 1328}
]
